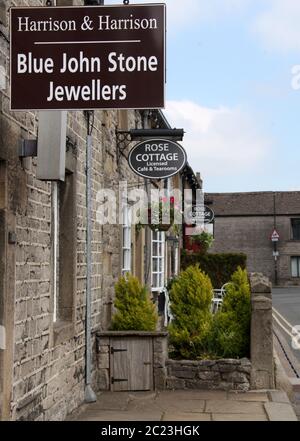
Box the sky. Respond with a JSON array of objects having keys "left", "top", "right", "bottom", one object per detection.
[{"left": 109, "top": 0, "right": 300, "bottom": 193}]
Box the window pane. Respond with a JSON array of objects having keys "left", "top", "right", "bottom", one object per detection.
[
  {"left": 122, "top": 229, "right": 127, "bottom": 247},
  {"left": 291, "top": 257, "right": 299, "bottom": 277},
  {"left": 159, "top": 273, "right": 164, "bottom": 288},
  {"left": 291, "top": 219, "right": 300, "bottom": 240},
  {"left": 152, "top": 274, "right": 158, "bottom": 287},
  {"left": 158, "top": 258, "right": 163, "bottom": 272},
  {"left": 152, "top": 258, "right": 158, "bottom": 272},
  {"left": 152, "top": 230, "right": 158, "bottom": 241}
]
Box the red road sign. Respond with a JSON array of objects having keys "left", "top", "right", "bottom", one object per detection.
[{"left": 271, "top": 229, "right": 280, "bottom": 241}]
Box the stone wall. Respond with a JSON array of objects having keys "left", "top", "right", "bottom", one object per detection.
[
  {"left": 96, "top": 332, "right": 251, "bottom": 393},
  {"left": 0, "top": 0, "right": 149, "bottom": 421},
  {"left": 166, "top": 359, "right": 251, "bottom": 392}
]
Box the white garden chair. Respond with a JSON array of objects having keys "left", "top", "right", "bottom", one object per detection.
[{"left": 211, "top": 282, "right": 232, "bottom": 314}]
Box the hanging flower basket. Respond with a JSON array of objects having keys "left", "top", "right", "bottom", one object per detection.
[
  {"left": 150, "top": 223, "right": 172, "bottom": 232},
  {"left": 148, "top": 198, "right": 178, "bottom": 232},
  {"left": 136, "top": 197, "right": 182, "bottom": 232}
]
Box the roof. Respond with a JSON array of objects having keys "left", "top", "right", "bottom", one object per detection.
[{"left": 205, "top": 191, "right": 300, "bottom": 216}]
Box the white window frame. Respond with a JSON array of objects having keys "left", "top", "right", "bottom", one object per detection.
[
  {"left": 151, "top": 230, "right": 165, "bottom": 292},
  {"left": 291, "top": 256, "right": 300, "bottom": 278},
  {"left": 122, "top": 204, "right": 132, "bottom": 275}
]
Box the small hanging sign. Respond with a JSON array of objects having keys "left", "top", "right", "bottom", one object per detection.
[{"left": 128, "top": 139, "right": 187, "bottom": 179}]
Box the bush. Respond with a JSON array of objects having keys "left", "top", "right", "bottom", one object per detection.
[
  {"left": 208, "top": 267, "right": 251, "bottom": 358},
  {"left": 168, "top": 265, "right": 213, "bottom": 359},
  {"left": 111, "top": 274, "right": 158, "bottom": 331},
  {"left": 181, "top": 252, "right": 247, "bottom": 288}
]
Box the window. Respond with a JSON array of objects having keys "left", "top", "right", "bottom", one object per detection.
[
  {"left": 291, "top": 219, "right": 300, "bottom": 240},
  {"left": 51, "top": 172, "right": 76, "bottom": 327},
  {"left": 122, "top": 204, "right": 131, "bottom": 275},
  {"left": 291, "top": 257, "right": 300, "bottom": 278},
  {"left": 151, "top": 231, "right": 165, "bottom": 292}
]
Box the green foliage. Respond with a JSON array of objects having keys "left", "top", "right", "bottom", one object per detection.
[
  {"left": 168, "top": 266, "right": 251, "bottom": 360},
  {"left": 190, "top": 232, "right": 214, "bottom": 250},
  {"left": 168, "top": 265, "right": 213, "bottom": 359},
  {"left": 111, "top": 274, "right": 158, "bottom": 331},
  {"left": 181, "top": 252, "right": 247, "bottom": 288},
  {"left": 208, "top": 267, "right": 251, "bottom": 358}
]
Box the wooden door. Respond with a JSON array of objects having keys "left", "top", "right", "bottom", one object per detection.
[{"left": 110, "top": 337, "right": 153, "bottom": 391}]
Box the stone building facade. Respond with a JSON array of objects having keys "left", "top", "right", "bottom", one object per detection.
[
  {"left": 206, "top": 191, "right": 300, "bottom": 286},
  {"left": 0, "top": 0, "right": 189, "bottom": 420}
]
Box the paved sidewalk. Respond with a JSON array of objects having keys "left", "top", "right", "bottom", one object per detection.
[{"left": 69, "top": 390, "right": 298, "bottom": 421}]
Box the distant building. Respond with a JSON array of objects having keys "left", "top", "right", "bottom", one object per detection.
[{"left": 205, "top": 191, "right": 300, "bottom": 286}]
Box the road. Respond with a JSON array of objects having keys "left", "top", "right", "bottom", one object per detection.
[
  {"left": 272, "top": 287, "right": 300, "bottom": 368},
  {"left": 272, "top": 287, "right": 300, "bottom": 419}
]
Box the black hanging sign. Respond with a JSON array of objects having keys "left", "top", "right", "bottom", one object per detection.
[{"left": 128, "top": 139, "right": 187, "bottom": 179}]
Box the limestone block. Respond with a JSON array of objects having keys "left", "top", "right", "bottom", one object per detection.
[
  {"left": 166, "top": 377, "right": 186, "bottom": 390},
  {"left": 98, "top": 353, "right": 109, "bottom": 370},
  {"left": 154, "top": 367, "right": 167, "bottom": 390},
  {"left": 198, "top": 371, "right": 221, "bottom": 381},
  {"left": 98, "top": 369, "right": 110, "bottom": 391},
  {"left": 249, "top": 272, "right": 272, "bottom": 297}
]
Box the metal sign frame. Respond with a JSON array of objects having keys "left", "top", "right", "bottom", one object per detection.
[
  {"left": 128, "top": 138, "right": 187, "bottom": 180},
  {"left": 10, "top": 3, "right": 166, "bottom": 111}
]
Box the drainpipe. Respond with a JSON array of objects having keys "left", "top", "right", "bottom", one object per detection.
[
  {"left": 143, "top": 111, "right": 152, "bottom": 289},
  {"left": 84, "top": 118, "right": 97, "bottom": 403}
]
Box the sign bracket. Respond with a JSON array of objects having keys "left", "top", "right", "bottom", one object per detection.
[
  {"left": 116, "top": 130, "right": 132, "bottom": 164},
  {"left": 116, "top": 128, "right": 185, "bottom": 165}
]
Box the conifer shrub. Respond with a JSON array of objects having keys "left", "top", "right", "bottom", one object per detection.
[
  {"left": 111, "top": 273, "right": 158, "bottom": 331},
  {"left": 208, "top": 267, "right": 251, "bottom": 358},
  {"left": 168, "top": 265, "right": 213, "bottom": 359}
]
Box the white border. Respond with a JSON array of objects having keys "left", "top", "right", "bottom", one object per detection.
[
  {"left": 9, "top": 3, "right": 166, "bottom": 111},
  {"left": 128, "top": 138, "right": 187, "bottom": 180}
]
